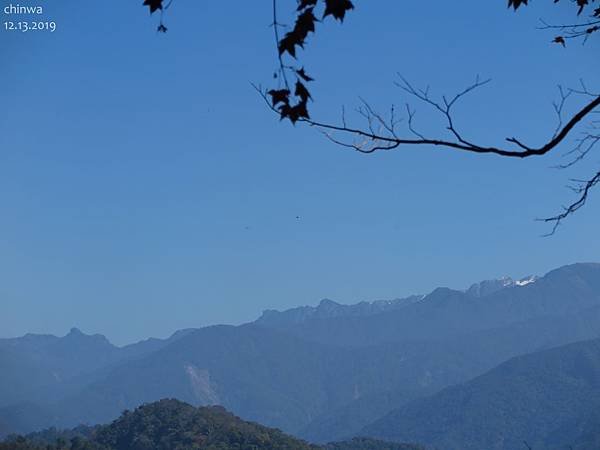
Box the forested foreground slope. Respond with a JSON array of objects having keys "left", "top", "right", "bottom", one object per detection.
[{"left": 0, "top": 400, "right": 422, "bottom": 450}]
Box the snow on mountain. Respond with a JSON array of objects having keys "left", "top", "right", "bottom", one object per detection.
[{"left": 466, "top": 275, "right": 538, "bottom": 297}]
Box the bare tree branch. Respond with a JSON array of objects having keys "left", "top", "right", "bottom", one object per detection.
[
  {"left": 541, "top": 170, "right": 600, "bottom": 235},
  {"left": 288, "top": 79, "right": 600, "bottom": 159},
  {"left": 256, "top": 76, "right": 600, "bottom": 232},
  {"left": 539, "top": 17, "right": 600, "bottom": 44}
]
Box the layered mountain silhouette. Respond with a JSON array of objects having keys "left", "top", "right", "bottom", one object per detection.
[
  {"left": 1, "top": 263, "right": 599, "bottom": 449},
  {"left": 363, "top": 337, "right": 600, "bottom": 450},
  {"left": 0, "top": 327, "right": 195, "bottom": 410},
  {"left": 256, "top": 263, "right": 600, "bottom": 347}
]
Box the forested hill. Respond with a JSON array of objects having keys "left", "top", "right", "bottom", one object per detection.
[
  {"left": 0, "top": 399, "right": 422, "bottom": 450},
  {"left": 363, "top": 338, "right": 600, "bottom": 450}
]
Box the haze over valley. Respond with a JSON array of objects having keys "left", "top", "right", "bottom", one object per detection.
[{"left": 2, "top": 263, "right": 600, "bottom": 450}]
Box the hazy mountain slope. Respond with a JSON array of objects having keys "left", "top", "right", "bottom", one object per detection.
[
  {"left": 42, "top": 324, "right": 467, "bottom": 434},
  {"left": 362, "top": 338, "right": 600, "bottom": 450},
  {"left": 0, "top": 402, "right": 57, "bottom": 438},
  {"left": 54, "top": 324, "right": 348, "bottom": 431},
  {"left": 299, "top": 303, "right": 600, "bottom": 442},
  {"left": 3, "top": 324, "right": 439, "bottom": 437},
  {"left": 43, "top": 302, "right": 600, "bottom": 443},
  {"left": 0, "top": 328, "right": 122, "bottom": 408},
  {"left": 568, "top": 408, "right": 600, "bottom": 450},
  {"left": 8, "top": 320, "right": 544, "bottom": 437},
  {"left": 0, "top": 328, "right": 195, "bottom": 409}
]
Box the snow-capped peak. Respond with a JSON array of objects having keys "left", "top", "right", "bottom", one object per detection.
[
  {"left": 515, "top": 275, "right": 538, "bottom": 286},
  {"left": 466, "top": 274, "right": 538, "bottom": 297}
]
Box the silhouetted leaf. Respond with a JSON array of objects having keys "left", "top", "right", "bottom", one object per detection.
[
  {"left": 295, "top": 80, "right": 312, "bottom": 102},
  {"left": 279, "top": 100, "right": 310, "bottom": 123},
  {"left": 295, "top": 7, "right": 317, "bottom": 39},
  {"left": 279, "top": 31, "right": 302, "bottom": 57},
  {"left": 296, "top": 67, "right": 314, "bottom": 82},
  {"left": 586, "top": 25, "right": 599, "bottom": 34},
  {"left": 577, "top": 0, "right": 589, "bottom": 15},
  {"left": 294, "top": 101, "right": 310, "bottom": 120},
  {"left": 143, "top": 0, "right": 163, "bottom": 14},
  {"left": 323, "top": 0, "right": 354, "bottom": 21},
  {"left": 277, "top": 8, "right": 317, "bottom": 58},
  {"left": 553, "top": 36, "right": 566, "bottom": 46},
  {"left": 297, "top": 0, "right": 318, "bottom": 11},
  {"left": 268, "top": 89, "right": 291, "bottom": 107},
  {"left": 280, "top": 102, "right": 310, "bottom": 124},
  {"left": 507, "top": 0, "right": 528, "bottom": 10}
]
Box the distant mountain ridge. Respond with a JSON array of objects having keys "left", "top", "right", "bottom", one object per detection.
[
  {"left": 256, "top": 263, "right": 600, "bottom": 348},
  {"left": 465, "top": 275, "right": 538, "bottom": 297},
  {"left": 258, "top": 270, "right": 569, "bottom": 331},
  {"left": 0, "top": 327, "right": 195, "bottom": 410},
  {"left": 257, "top": 295, "right": 425, "bottom": 326},
  {"left": 257, "top": 274, "right": 541, "bottom": 326}
]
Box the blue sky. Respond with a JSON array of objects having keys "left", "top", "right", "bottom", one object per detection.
[{"left": 1, "top": 1, "right": 599, "bottom": 345}]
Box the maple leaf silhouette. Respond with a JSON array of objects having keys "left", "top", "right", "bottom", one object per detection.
[
  {"left": 279, "top": 100, "right": 310, "bottom": 123},
  {"left": 323, "top": 0, "right": 354, "bottom": 21},
  {"left": 268, "top": 89, "right": 291, "bottom": 107},
  {"left": 297, "top": 0, "right": 318, "bottom": 11},
  {"left": 295, "top": 80, "right": 312, "bottom": 102},
  {"left": 143, "top": 0, "right": 163, "bottom": 14},
  {"left": 291, "top": 101, "right": 310, "bottom": 120},
  {"left": 279, "top": 32, "right": 302, "bottom": 57},
  {"left": 296, "top": 67, "right": 314, "bottom": 82},
  {"left": 279, "top": 103, "right": 293, "bottom": 121},
  {"left": 586, "top": 25, "right": 600, "bottom": 34},
  {"left": 576, "top": 0, "right": 589, "bottom": 15},
  {"left": 507, "top": 0, "right": 528, "bottom": 10},
  {"left": 294, "top": 7, "right": 317, "bottom": 40}
]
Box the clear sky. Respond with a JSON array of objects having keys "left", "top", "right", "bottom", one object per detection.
[{"left": 1, "top": 1, "right": 599, "bottom": 345}]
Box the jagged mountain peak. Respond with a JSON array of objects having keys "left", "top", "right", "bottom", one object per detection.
[
  {"left": 466, "top": 274, "right": 539, "bottom": 298},
  {"left": 61, "top": 327, "right": 113, "bottom": 348},
  {"left": 318, "top": 298, "right": 341, "bottom": 308},
  {"left": 67, "top": 327, "right": 83, "bottom": 336},
  {"left": 257, "top": 294, "right": 424, "bottom": 325}
]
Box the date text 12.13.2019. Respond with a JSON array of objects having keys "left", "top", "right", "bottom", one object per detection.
[{"left": 4, "top": 21, "right": 56, "bottom": 32}]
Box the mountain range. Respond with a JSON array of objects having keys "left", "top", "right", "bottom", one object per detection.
[{"left": 1, "top": 262, "right": 599, "bottom": 449}]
